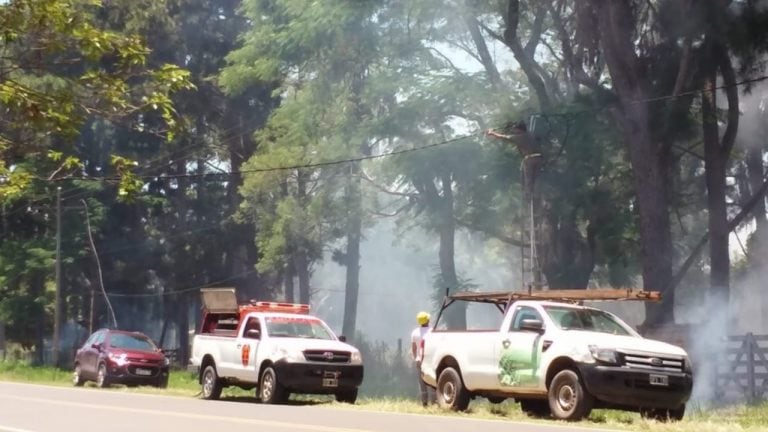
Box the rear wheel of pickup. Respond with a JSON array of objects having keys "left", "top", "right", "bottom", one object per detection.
[
  {"left": 335, "top": 389, "right": 358, "bottom": 404},
  {"left": 548, "top": 369, "right": 593, "bottom": 421},
  {"left": 201, "top": 365, "right": 223, "bottom": 400},
  {"left": 259, "top": 366, "right": 288, "bottom": 404},
  {"left": 436, "top": 367, "right": 470, "bottom": 411},
  {"left": 640, "top": 404, "right": 685, "bottom": 421}
]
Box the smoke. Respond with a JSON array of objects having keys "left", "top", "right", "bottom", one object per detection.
[{"left": 311, "top": 216, "right": 516, "bottom": 347}]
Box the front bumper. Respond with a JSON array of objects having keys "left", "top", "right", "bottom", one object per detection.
[
  {"left": 578, "top": 363, "right": 692, "bottom": 410},
  {"left": 107, "top": 362, "right": 169, "bottom": 385},
  {"left": 273, "top": 360, "right": 363, "bottom": 394}
]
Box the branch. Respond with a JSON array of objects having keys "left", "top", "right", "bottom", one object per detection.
[
  {"left": 464, "top": 15, "right": 503, "bottom": 90},
  {"left": 524, "top": 4, "right": 547, "bottom": 58},
  {"left": 455, "top": 216, "right": 525, "bottom": 247},
  {"left": 427, "top": 47, "right": 467, "bottom": 77},
  {"left": 360, "top": 170, "right": 417, "bottom": 199},
  {"left": 716, "top": 42, "right": 739, "bottom": 155},
  {"left": 668, "top": 171, "right": 768, "bottom": 292}
]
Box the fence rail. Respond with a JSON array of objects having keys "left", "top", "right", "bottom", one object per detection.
[{"left": 715, "top": 332, "right": 768, "bottom": 403}]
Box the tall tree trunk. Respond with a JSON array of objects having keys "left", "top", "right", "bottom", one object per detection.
[
  {"left": 747, "top": 145, "right": 768, "bottom": 268},
  {"left": 342, "top": 163, "right": 362, "bottom": 340},
  {"left": 31, "top": 271, "right": 46, "bottom": 365},
  {"left": 284, "top": 261, "right": 295, "bottom": 303},
  {"left": 176, "top": 292, "right": 190, "bottom": 367},
  {"left": 438, "top": 172, "right": 466, "bottom": 330},
  {"left": 0, "top": 320, "right": 5, "bottom": 361},
  {"left": 593, "top": 0, "right": 675, "bottom": 325},
  {"left": 295, "top": 249, "right": 310, "bottom": 304},
  {"left": 702, "top": 60, "right": 730, "bottom": 302},
  {"left": 465, "top": 15, "right": 503, "bottom": 90}
]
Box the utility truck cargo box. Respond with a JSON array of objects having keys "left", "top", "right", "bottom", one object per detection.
[
  {"left": 189, "top": 288, "right": 364, "bottom": 404},
  {"left": 419, "top": 289, "right": 693, "bottom": 421}
]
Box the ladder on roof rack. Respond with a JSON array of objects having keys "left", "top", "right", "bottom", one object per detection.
[{"left": 446, "top": 288, "right": 661, "bottom": 304}]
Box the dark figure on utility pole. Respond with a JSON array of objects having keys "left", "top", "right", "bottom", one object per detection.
[{"left": 485, "top": 122, "right": 542, "bottom": 199}]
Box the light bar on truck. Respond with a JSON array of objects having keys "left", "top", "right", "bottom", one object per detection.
[{"left": 243, "top": 301, "right": 311, "bottom": 314}]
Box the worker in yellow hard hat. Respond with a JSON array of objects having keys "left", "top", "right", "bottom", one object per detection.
[{"left": 411, "top": 311, "right": 434, "bottom": 407}]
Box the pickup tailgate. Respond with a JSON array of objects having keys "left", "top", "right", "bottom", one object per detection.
[{"left": 421, "top": 331, "right": 500, "bottom": 391}]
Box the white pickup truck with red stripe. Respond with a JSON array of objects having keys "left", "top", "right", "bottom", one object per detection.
[{"left": 189, "top": 288, "right": 363, "bottom": 403}]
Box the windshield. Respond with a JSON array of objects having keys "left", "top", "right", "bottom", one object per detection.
[
  {"left": 544, "top": 306, "right": 633, "bottom": 336},
  {"left": 109, "top": 333, "right": 157, "bottom": 351},
  {"left": 265, "top": 316, "right": 334, "bottom": 340}
]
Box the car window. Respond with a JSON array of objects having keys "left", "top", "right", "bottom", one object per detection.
[
  {"left": 544, "top": 306, "right": 632, "bottom": 336},
  {"left": 92, "top": 331, "right": 106, "bottom": 345},
  {"left": 264, "top": 317, "right": 334, "bottom": 340},
  {"left": 107, "top": 333, "right": 157, "bottom": 351},
  {"left": 509, "top": 306, "right": 543, "bottom": 331}
]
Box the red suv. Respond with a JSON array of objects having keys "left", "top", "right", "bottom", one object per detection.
[{"left": 73, "top": 329, "right": 170, "bottom": 388}]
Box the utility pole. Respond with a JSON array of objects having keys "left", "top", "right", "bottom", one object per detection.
[{"left": 53, "top": 186, "right": 62, "bottom": 367}]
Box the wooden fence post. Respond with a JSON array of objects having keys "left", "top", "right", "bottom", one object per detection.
[{"left": 747, "top": 332, "right": 756, "bottom": 403}]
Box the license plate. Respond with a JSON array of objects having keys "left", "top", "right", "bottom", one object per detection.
[
  {"left": 135, "top": 368, "right": 153, "bottom": 376},
  {"left": 322, "top": 378, "right": 338, "bottom": 387},
  {"left": 649, "top": 374, "right": 668, "bottom": 386}
]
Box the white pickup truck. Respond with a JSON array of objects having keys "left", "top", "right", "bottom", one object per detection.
[
  {"left": 188, "top": 288, "right": 364, "bottom": 403},
  {"left": 420, "top": 289, "right": 693, "bottom": 421}
]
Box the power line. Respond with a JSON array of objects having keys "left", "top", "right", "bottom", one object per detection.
[{"left": 104, "top": 268, "right": 258, "bottom": 298}]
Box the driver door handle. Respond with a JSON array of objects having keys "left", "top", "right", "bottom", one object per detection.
[
  {"left": 502, "top": 339, "right": 511, "bottom": 349},
  {"left": 236, "top": 344, "right": 242, "bottom": 349}
]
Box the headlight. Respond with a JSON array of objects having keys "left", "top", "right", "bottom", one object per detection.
[
  {"left": 163, "top": 357, "right": 170, "bottom": 367},
  {"left": 350, "top": 350, "right": 362, "bottom": 365},
  {"left": 108, "top": 353, "right": 128, "bottom": 366},
  {"left": 276, "top": 347, "right": 305, "bottom": 362},
  {"left": 588, "top": 345, "right": 619, "bottom": 364}
]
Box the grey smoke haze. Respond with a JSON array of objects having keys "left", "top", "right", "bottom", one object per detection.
[{"left": 310, "top": 216, "right": 516, "bottom": 347}]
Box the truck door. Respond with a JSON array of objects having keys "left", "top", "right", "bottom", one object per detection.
[
  {"left": 495, "top": 305, "right": 545, "bottom": 391},
  {"left": 231, "top": 316, "right": 262, "bottom": 382}
]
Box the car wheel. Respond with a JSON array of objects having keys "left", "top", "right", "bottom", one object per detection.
[
  {"left": 154, "top": 377, "right": 169, "bottom": 389},
  {"left": 259, "top": 367, "right": 287, "bottom": 404},
  {"left": 72, "top": 364, "right": 85, "bottom": 387},
  {"left": 335, "top": 389, "right": 358, "bottom": 404},
  {"left": 96, "top": 363, "right": 110, "bottom": 388},
  {"left": 201, "top": 365, "right": 223, "bottom": 400},
  {"left": 436, "top": 367, "right": 470, "bottom": 411},
  {"left": 548, "top": 369, "right": 593, "bottom": 421},
  {"left": 519, "top": 399, "right": 551, "bottom": 417},
  {"left": 640, "top": 404, "right": 685, "bottom": 422}
]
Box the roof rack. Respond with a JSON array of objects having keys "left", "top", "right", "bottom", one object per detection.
[{"left": 447, "top": 288, "right": 661, "bottom": 304}]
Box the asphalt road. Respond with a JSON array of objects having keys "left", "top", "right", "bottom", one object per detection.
[{"left": 0, "top": 381, "right": 612, "bottom": 432}]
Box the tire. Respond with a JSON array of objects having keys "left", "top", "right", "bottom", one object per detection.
[
  {"left": 335, "top": 388, "right": 358, "bottom": 404},
  {"left": 640, "top": 404, "right": 685, "bottom": 422},
  {"left": 72, "top": 364, "right": 85, "bottom": 387},
  {"left": 96, "top": 363, "right": 110, "bottom": 388},
  {"left": 435, "top": 367, "right": 470, "bottom": 411},
  {"left": 520, "top": 399, "right": 551, "bottom": 417},
  {"left": 201, "top": 365, "right": 223, "bottom": 400},
  {"left": 154, "top": 376, "right": 169, "bottom": 389},
  {"left": 547, "top": 369, "right": 593, "bottom": 421},
  {"left": 259, "top": 366, "right": 287, "bottom": 404},
  {"left": 487, "top": 396, "right": 506, "bottom": 404}
]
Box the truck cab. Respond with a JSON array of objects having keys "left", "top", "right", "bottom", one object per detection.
[
  {"left": 189, "top": 288, "right": 364, "bottom": 404},
  {"left": 420, "top": 289, "right": 693, "bottom": 421}
]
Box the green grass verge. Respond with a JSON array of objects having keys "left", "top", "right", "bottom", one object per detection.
[{"left": 2, "top": 361, "right": 767, "bottom": 431}]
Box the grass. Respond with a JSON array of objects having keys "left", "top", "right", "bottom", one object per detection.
[{"left": 2, "top": 361, "right": 768, "bottom": 431}]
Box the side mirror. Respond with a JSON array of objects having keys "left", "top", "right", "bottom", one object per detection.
[
  {"left": 520, "top": 318, "right": 544, "bottom": 333},
  {"left": 338, "top": 335, "right": 347, "bottom": 342},
  {"left": 246, "top": 329, "right": 261, "bottom": 339},
  {"left": 91, "top": 343, "right": 102, "bottom": 350}
]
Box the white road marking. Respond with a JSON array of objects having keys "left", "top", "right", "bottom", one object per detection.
[
  {"left": 0, "top": 394, "right": 371, "bottom": 432},
  {"left": 0, "top": 426, "right": 38, "bottom": 432}
]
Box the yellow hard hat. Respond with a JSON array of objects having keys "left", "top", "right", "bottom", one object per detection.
[{"left": 417, "top": 311, "right": 430, "bottom": 325}]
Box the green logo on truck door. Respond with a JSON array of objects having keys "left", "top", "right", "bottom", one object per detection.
[{"left": 498, "top": 336, "right": 541, "bottom": 387}]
